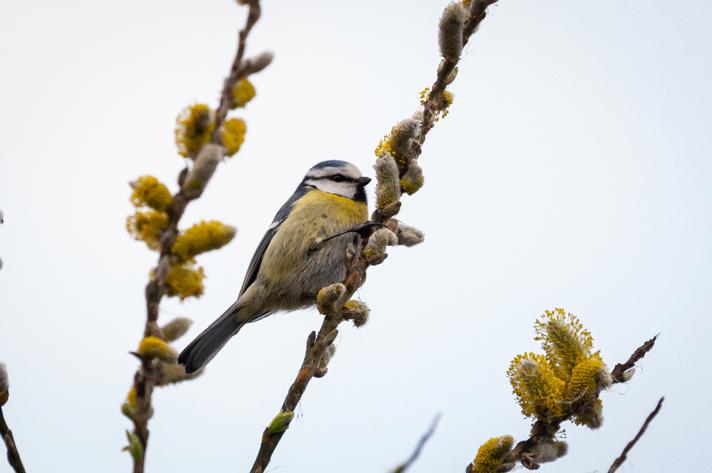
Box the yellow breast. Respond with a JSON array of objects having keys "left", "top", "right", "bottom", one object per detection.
[{"left": 259, "top": 189, "right": 368, "bottom": 284}]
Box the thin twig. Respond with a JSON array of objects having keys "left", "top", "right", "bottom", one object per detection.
[
  {"left": 611, "top": 335, "right": 657, "bottom": 383},
  {"left": 608, "top": 397, "right": 664, "bottom": 473},
  {"left": 0, "top": 407, "right": 25, "bottom": 473},
  {"left": 390, "top": 414, "right": 442, "bottom": 473},
  {"left": 126, "top": 3, "right": 264, "bottom": 472}
]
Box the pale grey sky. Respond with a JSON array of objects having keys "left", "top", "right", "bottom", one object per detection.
[{"left": 1, "top": 1, "right": 711, "bottom": 472}]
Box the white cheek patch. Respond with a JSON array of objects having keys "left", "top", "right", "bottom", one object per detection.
[{"left": 305, "top": 179, "right": 356, "bottom": 199}]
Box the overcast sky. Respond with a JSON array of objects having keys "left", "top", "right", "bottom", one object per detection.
[{"left": 1, "top": 1, "right": 711, "bottom": 472}]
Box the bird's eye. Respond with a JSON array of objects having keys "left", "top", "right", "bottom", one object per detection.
[{"left": 331, "top": 174, "right": 348, "bottom": 182}]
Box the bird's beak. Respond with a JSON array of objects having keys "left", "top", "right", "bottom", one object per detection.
[{"left": 358, "top": 176, "right": 372, "bottom": 186}]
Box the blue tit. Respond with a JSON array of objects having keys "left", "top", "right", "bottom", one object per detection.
[{"left": 178, "top": 160, "right": 372, "bottom": 373}]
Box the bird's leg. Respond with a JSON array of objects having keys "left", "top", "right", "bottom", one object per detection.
[{"left": 307, "top": 222, "right": 384, "bottom": 254}]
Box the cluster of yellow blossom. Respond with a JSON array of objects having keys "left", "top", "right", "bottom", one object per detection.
[
  {"left": 470, "top": 436, "right": 514, "bottom": 473},
  {"left": 172, "top": 220, "right": 236, "bottom": 260},
  {"left": 230, "top": 78, "right": 256, "bottom": 108},
  {"left": 126, "top": 210, "right": 168, "bottom": 250},
  {"left": 221, "top": 117, "right": 247, "bottom": 157},
  {"left": 175, "top": 103, "right": 215, "bottom": 158},
  {"left": 130, "top": 175, "right": 172, "bottom": 211},
  {"left": 165, "top": 259, "right": 206, "bottom": 300},
  {"left": 508, "top": 308, "right": 612, "bottom": 426}
]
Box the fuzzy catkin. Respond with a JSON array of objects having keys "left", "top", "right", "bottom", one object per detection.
[
  {"left": 439, "top": 3, "right": 465, "bottom": 62},
  {"left": 374, "top": 153, "right": 401, "bottom": 210},
  {"left": 183, "top": 143, "right": 223, "bottom": 192}
]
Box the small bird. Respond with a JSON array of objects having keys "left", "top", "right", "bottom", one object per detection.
[{"left": 178, "top": 160, "right": 371, "bottom": 373}]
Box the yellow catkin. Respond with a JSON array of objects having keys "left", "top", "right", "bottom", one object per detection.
[
  {"left": 165, "top": 261, "right": 205, "bottom": 300},
  {"left": 126, "top": 210, "right": 169, "bottom": 250},
  {"left": 534, "top": 308, "right": 594, "bottom": 380},
  {"left": 507, "top": 353, "right": 566, "bottom": 420},
  {"left": 175, "top": 103, "right": 214, "bottom": 158},
  {"left": 221, "top": 118, "right": 247, "bottom": 157},
  {"left": 130, "top": 175, "right": 172, "bottom": 211},
  {"left": 230, "top": 78, "right": 256, "bottom": 108},
  {"left": 137, "top": 336, "right": 177, "bottom": 361},
  {"left": 172, "top": 220, "right": 236, "bottom": 260},
  {"left": 565, "top": 354, "right": 610, "bottom": 401},
  {"left": 471, "top": 435, "right": 514, "bottom": 473}
]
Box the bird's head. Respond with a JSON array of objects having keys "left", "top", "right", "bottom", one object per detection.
[{"left": 302, "top": 160, "right": 371, "bottom": 202}]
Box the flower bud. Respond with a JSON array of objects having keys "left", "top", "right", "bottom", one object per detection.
[{"left": 267, "top": 410, "right": 294, "bottom": 435}]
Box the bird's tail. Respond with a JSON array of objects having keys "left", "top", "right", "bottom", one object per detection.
[{"left": 178, "top": 301, "right": 245, "bottom": 374}]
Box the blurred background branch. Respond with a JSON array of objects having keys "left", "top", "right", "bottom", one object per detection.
[
  {"left": 390, "top": 414, "right": 441, "bottom": 473},
  {"left": 121, "top": 1, "right": 270, "bottom": 472},
  {"left": 608, "top": 397, "right": 664, "bottom": 473}
]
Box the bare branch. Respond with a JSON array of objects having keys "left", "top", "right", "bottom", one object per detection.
[
  {"left": 611, "top": 335, "right": 657, "bottom": 384},
  {"left": 608, "top": 397, "right": 664, "bottom": 473},
  {"left": 390, "top": 414, "right": 442, "bottom": 473}
]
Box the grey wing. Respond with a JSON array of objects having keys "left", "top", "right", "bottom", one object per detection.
[{"left": 237, "top": 184, "right": 309, "bottom": 296}]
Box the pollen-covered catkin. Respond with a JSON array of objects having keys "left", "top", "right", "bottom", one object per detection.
[
  {"left": 126, "top": 210, "right": 169, "bottom": 250},
  {"left": 138, "top": 336, "right": 178, "bottom": 362},
  {"left": 175, "top": 104, "right": 214, "bottom": 158},
  {"left": 183, "top": 143, "right": 223, "bottom": 192},
  {"left": 165, "top": 261, "right": 205, "bottom": 300},
  {"left": 400, "top": 159, "right": 424, "bottom": 195},
  {"left": 439, "top": 3, "right": 465, "bottom": 62},
  {"left": 130, "top": 176, "right": 172, "bottom": 211},
  {"left": 221, "top": 118, "right": 247, "bottom": 157},
  {"left": 172, "top": 220, "right": 236, "bottom": 260},
  {"left": 374, "top": 153, "right": 401, "bottom": 211},
  {"left": 471, "top": 435, "right": 514, "bottom": 473},
  {"left": 343, "top": 300, "right": 370, "bottom": 327}
]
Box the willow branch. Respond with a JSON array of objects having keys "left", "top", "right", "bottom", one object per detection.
[
  {"left": 418, "top": 0, "right": 500, "bottom": 148},
  {"left": 250, "top": 239, "right": 371, "bottom": 473},
  {"left": 127, "top": 2, "right": 264, "bottom": 472},
  {"left": 608, "top": 397, "right": 664, "bottom": 473},
  {"left": 251, "top": 1, "right": 500, "bottom": 471},
  {"left": 390, "top": 414, "right": 441, "bottom": 473}
]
